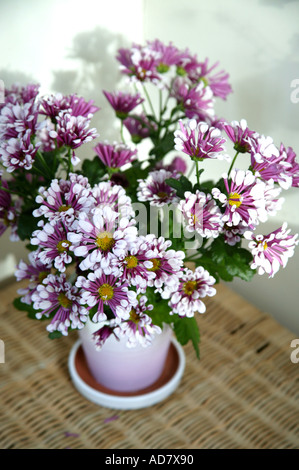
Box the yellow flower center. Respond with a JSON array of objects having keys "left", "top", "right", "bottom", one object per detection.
[
  {"left": 228, "top": 192, "right": 242, "bottom": 208},
  {"left": 148, "top": 258, "right": 161, "bottom": 272},
  {"left": 183, "top": 280, "right": 198, "bottom": 296},
  {"left": 56, "top": 240, "right": 71, "bottom": 253},
  {"left": 96, "top": 231, "right": 115, "bottom": 251},
  {"left": 38, "top": 271, "right": 49, "bottom": 283},
  {"left": 58, "top": 293, "right": 72, "bottom": 308},
  {"left": 98, "top": 283, "right": 114, "bottom": 301},
  {"left": 157, "top": 191, "right": 168, "bottom": 200},
  {"left": 59, "top": 204, "right": 71, "bottom": 212},
  {"left": 125, "top": 255, "right": 138, "bottom": 269},
  {"left": 263, "top": 241, "right": 268, "bottom": 250},
  {"left": 129, "top": 308, "right": 140, "bottom": 324}
]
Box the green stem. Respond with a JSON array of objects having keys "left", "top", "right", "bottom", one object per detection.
[
  {"left": 143, "top": 85, "right": 156, "bottom": 120},
  {"left": 227, "top": 151, "right": 240, "bottom": 177},
  {"left": 120, "top": 121, "right": 125, "bottom": 144},
  {"left": 195, "top": 160, "right": 200, "bottom": 186}
]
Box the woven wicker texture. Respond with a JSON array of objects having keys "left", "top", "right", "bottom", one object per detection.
[{"left": 0, "top": 280, "right": 298, "bottom": 449}]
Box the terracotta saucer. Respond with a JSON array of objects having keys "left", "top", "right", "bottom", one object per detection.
[{"left": 68, "top": 339, "right": 185, "bottom": 409}]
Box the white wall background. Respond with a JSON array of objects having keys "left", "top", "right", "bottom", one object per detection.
[{"left": 0, "top": 0, "right": 299, "bottom": 334}]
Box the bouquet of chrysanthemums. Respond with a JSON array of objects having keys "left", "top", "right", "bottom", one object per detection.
[{"left": 1, "top": 39, "right": 298, "bottom": 357}]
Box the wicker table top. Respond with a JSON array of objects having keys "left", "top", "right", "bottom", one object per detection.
[{"left": 0, "top": 280, "right": 298, "bottom": 449}]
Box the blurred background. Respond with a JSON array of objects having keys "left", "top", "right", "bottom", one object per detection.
[{"left": 0, "top": 0, "right": 298, "bottom": 334}]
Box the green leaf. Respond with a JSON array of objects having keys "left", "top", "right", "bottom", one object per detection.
[
  {"left": 173, "top": 316, "right": 200, "bottom": 359},
  {"left": 81, "top": 157, "right": 107, "bottom": 185},
  {"left": 48, "top": 331, "right": 63, "bottom": 340},
  {"left": 17, "top": 210, "right": 39, "bottom": 241},
  {"left": 149, "top": 131, "right": 175, "bottom": 160},
  {"left": 13, "top": 297, "right": 42, "bottom": 320},
  {"left": 165, "top": 175, "right": 193, "bottom": 199}
]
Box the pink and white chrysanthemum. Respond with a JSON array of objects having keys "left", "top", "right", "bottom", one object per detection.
[
  {"left": 162, "top": 266, "right": 216, "bottom": 317},
  {"left": 222, "top": 119, "right": 256, "bottom": 153},
  {"left": 33, "top": 175, "right": 95, "bottom": 228},
  {"left": 250, "top": 135, "right": 292, "bottom": 190},
  {"left": 115, "top": 237, "right": 157, "bottom": 293},
  {"left": 0, "top": 129, "right": 41, "bottom": 172},
  {"left": 123, "top": 113, "right": 157, "bottom": 143},
  {"left": 76, "top": 268, "right": 138, "bottom": 322},
  {"left": 50, "top": 111, "right": 98, "bottom": 164},
  {"left": 15, "top": 250, "right": 52, "bottom": 304},
  {"left": 171, "top": 78, "right": 215, "bottom": 122},
  {"left": 92, "top": 321, "right": 120, "bottom": 350},
  {"left": 0, "top": 177, "right": 20, "bottom": 241},
  {"left": 31, "top": 273, "right": 89, "bottom": 336},
  {"left": 30, "top": 222, "right": 72, "bottom": 272},
  {"left": 279, "top": 143, "right": 299, "bottom": 188},
  {"left": 137, "top": 169, "right": 179, "bottom": 207},
  {"left": 68, "top": 206, "right": 137, "bottom": 271},
  {"left": 244, "top": 223, "right": 298, "bottom": 278},
  {"left": 143, "top": 234, "right": 185, "bottom": 291},
  {"left": 222, "top": 222, "right": 252, "bottom": 246},
  {"left": 0, "top": 102, "right": 39, "bottom": 140},
  {"left": 103, "top": 90, "right": 144, "bottom": 119},
  {"left": 117, "top": 45, "right": 161, "bottom": 83},
  {"left": 174, "top": 119, "right": 227, "bottom": 161},
  {"left": 191, "top": 58, "right": 233, "bottom": 100},
  {"left": 116, "top": 295, "right": 161, "bottom": 348},
  {"left": 92, "top": 180, "right": 134, "bottom": 218},
  {"left": 212, "top": 169, "right": 268, "bottom": 227},
  {"left": 178, "top": 190, "right": 223, "bottom": 238},
  {"left": 40, "top": 93, "right": 99, "bottom": 120},
  {"left": 94, "top": 141, "right": 137, "bottom": 169}
]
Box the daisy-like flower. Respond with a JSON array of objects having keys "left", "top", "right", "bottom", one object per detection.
[
  {"left": 92, "top": 180, "right": 135, "bottom": 218},
  {"left": 147, "top": 39, "right": 189, "bottom": 74},
  {"left": 115, "top": 237, "right": 157, "bottom": 293},
  {"left": 174, "top": 119, "right": 227, "bottom": 161},
  {"left": 212, "top": 169, "right": 268, "bottom": 226},
  {"left": 123, "top": 113, "right": 157, "bottom": 143},
  {"left": 191, "top": 58, "right": 233, "bottom": 100},
  {"left": 31, "top": 273, "right": 89, "bottom": 336},
  {"left": 117, "top": 45, "right": 161, "bottom": 83},
  {"left": 33, "top": 175, "right": 95, "bottom": 228},
  {"left": 222, "top": 222, "right": 252, "bottom": 246},
  {"left": 0, "top": 176, "right": 20, "bottom": 241},
  {"left": 178, "top": 190, "right": 223, "bottom": 238},
  {"left": 50, "top": 111, "right": 98, "bottom": 164},
  {"left": 76, "top": 267, "right": 138, "bottom": 322},
  {"left": 2, "top": 83, "right": 40, "bottom": 108},
  {"left": 170, "top": 78, "right": 215, "bottom": 122},
  {"left": 162, "top": 266, "right": 216, "bottom": 317},
  {"left": 143, "top": 234, "right": 185, "bottom": 291},
  {"left": 279, "top": 143, "right": 299, "bottom": 188},
  {"left": 222, "top": 119, "right": 256, "bottom": 153},
  {"left": 244, "top": 223, "right": 298, "bottom": 278},
  {"left": 0, "top": 101, "right": 39, "bottom": 140},
  {"left": 116, "top": 295, "right": 161, "bottom": 348},
  {"left": 103, "top": 90, "right": 144, "bottom": 120},
  {"left": 250, "top": 135, "right": 292, "bottom": 190},
  {"left": 40, "top": 93, "right": 99, "bottom": 120},
  {"left": 92, "top": 321, "right": 120, "bottom": 350},
  {"left": 137, "top": 169, "right": 179, "bottom": 207},
  {"left": 0, "top": 129, "right": 41, "bottom": 172},
  {"left": 15, "top": 250, "right": 52, "bottom": 304},
  {"left": 68, "top": 205, "right": 137, "bottom": 272},
  {"left": 31, "top": 222, "right": 72, "bottom": 272},
  {"left": 93, "top": 141, "right": 137, "bottom": 169}
]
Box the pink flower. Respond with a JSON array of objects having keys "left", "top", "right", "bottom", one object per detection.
[
  {"left": 162, "top": 266, "right": 216, "bottom": 317},
  {"left": 94, "top": 141, "right": 137, "bottom": 169},
  {"left": 244, "top": 223, "right": 298, "bottom": 278},
  {"left": 171, "top": 78, "right": 214, "bottom": 121},
  {"left": 190, "top": 58, "right": 232, "bottom": 100},
  {"left": 212, "top": 169, "right": 268, "bottom": 226},
  {"left": 117, "top": 45, "right": 160, "bottom": 83},
  {"left": 15, "top": 250, "right": 52, "bottom": 304},
  {"left": 123, "top": 113, "right": 156, "bottom": 143},
  {"left": 178, "top": 190, "right": 223, "bottom": 238},
  {"left": 76, "top": 268, "right": 137, "bottom": 322},
  {"left": 137, "top": 169, "right": 179, "bottom": 207},
  {"left": 103, "top": 90, "right": 144, "bottom": 119},
  {"left": 222, "top": 119, "right": 256, "bottom": 153},
  {"left": 174, "top": 119, "right": 227, "bottom": 161},
  {"left": 0, "top": 129, "right": 41, "bottom": 172}
]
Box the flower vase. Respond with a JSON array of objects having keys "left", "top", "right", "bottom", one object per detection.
[{"left": 68, "top": 320, "right": 186, "bottom": 409}]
